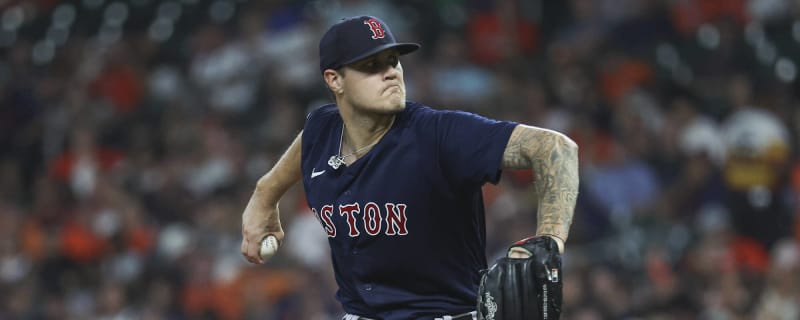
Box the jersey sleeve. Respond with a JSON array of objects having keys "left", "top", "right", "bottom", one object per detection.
[{"left": 434, "top": 110, "right": 518, "bottom": 185}]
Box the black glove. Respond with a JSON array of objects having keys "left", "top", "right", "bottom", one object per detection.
[{"left": 477, "top": 236, "right": 563, "bottom": 320}]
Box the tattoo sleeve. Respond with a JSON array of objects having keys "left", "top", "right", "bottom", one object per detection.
[{"left": 502, "top": 125, "right": 579, "bottom": 240}]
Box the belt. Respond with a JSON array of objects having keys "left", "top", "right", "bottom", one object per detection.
[
  {"left": 343, "top": 311, "right": 476, "bottom": 320},
  {"left": 436, "top": 311, "right": 477, "bottom": 320}
]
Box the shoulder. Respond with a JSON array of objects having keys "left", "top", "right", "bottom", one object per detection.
[
  {"left": 306, "top": 103, "right": 340, "bottom": 123},
  {"left": 403, "top": 101, "right": 491, "bottom": 119},
  {"left": 395, "top": 102, "right": 440, "bottom": 132},
  {"left": 303, "top": 103, "right": 341, "bottom": 142},
  {"left": 400, "top": 101, "right": 449, "bottom": 123},
  {"left": 403, "top": 102, "right": 509, "bottom": 125}
]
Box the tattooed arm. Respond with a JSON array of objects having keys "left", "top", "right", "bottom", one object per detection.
[{"left": 503, "top": 125, "right": 579, "bottom": 254}]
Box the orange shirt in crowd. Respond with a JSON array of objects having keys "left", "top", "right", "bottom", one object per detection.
[
  {"left": 49, "top": 148, "right": 124, "bottom": 181},
  {"left": 90, "top": 64, "right": 145, "bottom": 113},
  {"left": 599, "top": 58, "right": 653, "bottom": 105},
  {"left": 60, "top": 219, "right": 111, "bottom": 263},
  {"left": 671, "top": 0, "right": 749, "bottom": 35},
  {"left": 468, "top": 12, "right": 539, "bottom": 65},
  {"left": 181, "top": 268, "right": 301, "bottom": 320}
]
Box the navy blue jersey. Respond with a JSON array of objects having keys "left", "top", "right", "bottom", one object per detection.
[{"left": 300, "top": 102, "right": 517, "bottom": 319}]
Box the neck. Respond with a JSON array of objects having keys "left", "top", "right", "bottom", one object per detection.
[
  {"left": 339, "top": 104, "right": 396, "bottom": 153},
  {"left": 342, "top": 114, "right": 395, "bottom": 155}
]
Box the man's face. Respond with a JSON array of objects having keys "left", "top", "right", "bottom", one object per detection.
[{"left": 340, "top": 49, "right": 406, "bottom": 114}]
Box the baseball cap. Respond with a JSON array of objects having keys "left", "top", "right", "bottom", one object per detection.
[{"left": 319, "top": 16, "right": 420, "bottom": 73}]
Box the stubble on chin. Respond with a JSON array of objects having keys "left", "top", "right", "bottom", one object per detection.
[
  {"left": 348, "top": 89, "right": 407, "bottom": 115},
  {"left": 388, "top": 95, "right": 406, "bottom": 113},
  {"left": 392, "top": 86, "right": 407, "bottom": 105}
]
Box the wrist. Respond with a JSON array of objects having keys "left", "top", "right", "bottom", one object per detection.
[
  {"left": 538, "top": 233, "right": 565, "bottom": 243},
  {"left": 538, "top": 233, "right": 565, "bottom": 253}
]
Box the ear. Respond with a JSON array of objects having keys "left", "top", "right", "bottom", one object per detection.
[{"left": 323, "top": 69, "right": 344, "bottom": 95}]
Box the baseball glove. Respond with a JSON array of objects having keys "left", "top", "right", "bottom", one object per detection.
[{"left": 477, "top": 236, "right": 563, "bottom": 320}]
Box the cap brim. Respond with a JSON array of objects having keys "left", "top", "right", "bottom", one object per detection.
[{"left": 341, "top": 43, "right": 420, "bottom": 67}]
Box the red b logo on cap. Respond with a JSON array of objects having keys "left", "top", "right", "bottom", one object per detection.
[{"left": 364, "top": 18, "right": 386, "bottom": 39}]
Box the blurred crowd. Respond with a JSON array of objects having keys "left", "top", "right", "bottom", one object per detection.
[{"left": 1, "top": 0, "right": 800, "bottom": 319}]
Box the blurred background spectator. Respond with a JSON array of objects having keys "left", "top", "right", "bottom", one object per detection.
[{"left": 1, "top": 0, "right": 799, "bottom": 319}]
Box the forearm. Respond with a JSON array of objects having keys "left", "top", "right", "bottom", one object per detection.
[
  {"left": 241, "top": 132, "right": 302, "bottom": 262},
  {"left": 530, "top": 135, "right": 578, "bottom": 240},
  {"left": 503, "top": 125, "right": 579, "bottom": 241},
  {"left": 247, "top": 132, "right": 303, "bottom": 218}
]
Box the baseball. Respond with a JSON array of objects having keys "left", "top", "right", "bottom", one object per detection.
[{"left": 259, "top": 235, "right": 279, "bottom": 260}]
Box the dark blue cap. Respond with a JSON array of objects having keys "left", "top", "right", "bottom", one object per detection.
[{"left": 319, "top": 16, "right": 420, "bottom": 73}]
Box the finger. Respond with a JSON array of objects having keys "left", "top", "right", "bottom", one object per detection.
[
  {"left": 248, "top": 238, "right": 263, "bottom": 264},
  {"left": 241, "top": 238, "right": 261, "bottom": 264},
  {"left": 508, "top": 247, "right": 532, "bottom": 258},
  {"left": 241, "top": 225, "right": 250, "bottom": 257},
  {"left": 241, "top": 239, "right": 255, "bottom": 263}
]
